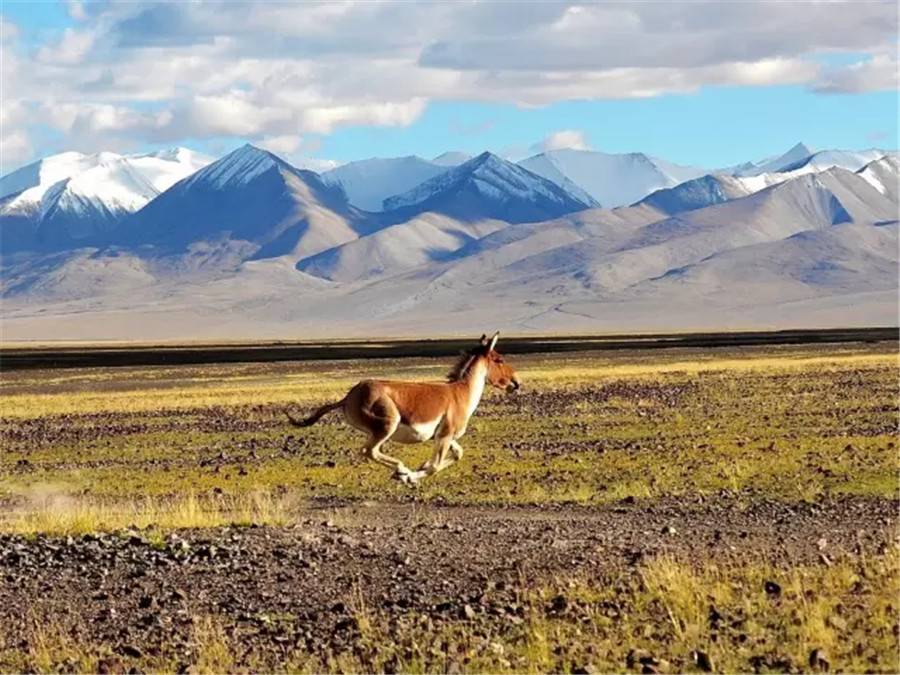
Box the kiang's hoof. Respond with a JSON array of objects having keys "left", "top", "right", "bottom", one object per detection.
[{"left": 397, "top": 470, "right": 425, "bottom": 486}]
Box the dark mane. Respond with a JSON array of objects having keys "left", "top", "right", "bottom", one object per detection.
[{"left": 446, "top": 350, "right": 480, "bottom": 382}]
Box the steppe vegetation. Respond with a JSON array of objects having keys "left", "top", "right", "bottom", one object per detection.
[{"left": 1, "top": 341, "right": 897, "bottom": 673}]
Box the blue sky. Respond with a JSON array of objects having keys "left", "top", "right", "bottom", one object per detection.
[{"left": 1, "top": 0, "right": 897, "bottom": 173}]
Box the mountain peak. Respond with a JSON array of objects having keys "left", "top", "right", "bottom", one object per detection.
[
  {"left": 463, "top": 151, "right": 507, "bottom": 172},
  {"left": 787, "top": 142, "right": 815, "bottom": 155},
  {"left": 185, "top": 144, "right": 282, "bottom": 190},
  {"left": 519, "top": 149, "right": 705, "bottom": 208},
  {"left": 382, "top": 149, "right": 591, "bottom": 222}
]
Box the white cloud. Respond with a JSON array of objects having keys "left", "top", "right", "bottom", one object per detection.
[
  {"left": 36, "top": 27, "right": 96, "bottom": 65},
  {"left": 538, "top": 130, "right": 593, "bottom": 152},
  {"left": 0, "top": 128, "right": 31, "bottom": 172},
  {"left": 0, "top": 15, "right": 18, "bottom": 43},
  {"left": 2, "top": 0, "right": 897, "bottom": 168},
  {"left": 67, "top": 1, "right": 87, "bottom": 21},
  {"left": 813, "top": 55, "right": 900, "bottom": 94},
  {"left": 257, "top": 135, "right": 304, "bottom": 155}
]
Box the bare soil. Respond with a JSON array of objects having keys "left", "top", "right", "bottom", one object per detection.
[{"left": 1, "top": 496, "right": 896, "bottom": 672}]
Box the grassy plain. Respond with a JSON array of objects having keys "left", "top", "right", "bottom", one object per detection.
[
  {"left": 1, "top": 342, "right": 897, "bottom": 519},
  {"left": 0, "top": 340, "right": 898, "bottom": 674}
]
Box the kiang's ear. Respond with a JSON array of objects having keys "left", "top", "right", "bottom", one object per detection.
[
  {"left": 479, "top": 333, "right": 489, "bottom": 346},
  {"left": 488, "top": 331, "right": 500, "bottom": 351}
]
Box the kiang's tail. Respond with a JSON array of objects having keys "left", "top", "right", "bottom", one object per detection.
[{"left": 284, "top": 399, "right": 345, "bottom": 428}]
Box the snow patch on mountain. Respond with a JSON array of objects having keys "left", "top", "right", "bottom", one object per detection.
[
  {"left": 322, "top": 156, "right": 449, "bottom": 211},
  {"left": 855, "top": 155, "right": 899, "bottom": 198},
  {"left": 0, "top": 148, "right": 213, "bottom": 251},
  {"left": 729, "top": 142, "right": 816, "bottom": 177},
  {"left": 639, "top": 174, "right": 753, "bottom": 215},
  {"left": 518, "top": 149, "right": 706, "bottom": 208},
  {"left": 384, "top": 152, "right": 593, "bottom": 220},
  {"left": 779, "top": 148, "right": 895, "bottom": 175}
]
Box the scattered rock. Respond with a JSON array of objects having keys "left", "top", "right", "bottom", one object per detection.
[
  {"left": 549, "top": 594, "right": 568, "bottom": 614},
  {"left": 764, "top": 580, "right": 782, "bottom": 597},
  {"left": 119, "top": 644, "right": 143, "bottom": 658},
  {"left": 573, "top": 665, "right": 601, "bottom": 675},
  {"left": 627, "top": 648, "right": 655, "bottom": 668},
  {"left": 809, "top": 648, "right": 829, "bottom": 671},
  {"left": 827, "top": 615, "right": 847, "bottom": 631},
  {"left": 693, "top": 649, "right": 714, "bottom": 672}
]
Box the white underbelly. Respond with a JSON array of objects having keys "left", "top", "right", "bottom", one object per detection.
[{"left": 392, "top": 420, "right": 440, "bottom": 444}]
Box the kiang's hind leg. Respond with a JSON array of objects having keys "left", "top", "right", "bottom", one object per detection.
[{"left": 358, "top": 398, "right": 412, "bottom": 479}]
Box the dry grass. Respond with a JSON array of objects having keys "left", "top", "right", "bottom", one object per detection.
[
  {"left": 1, "top": 347, "right": 893, "bottom": 419},
  {"left": 1, "top": 489, "right": 293, "bottom": 535},
  {"left": 2, "top": 341, "right": 897, "bottom": 515},
  {"left": 1, "top": 545, "right": 896, "bottom": 673},
  {"left": 337, "top": 546, "right": 900, "bottom": 674}
]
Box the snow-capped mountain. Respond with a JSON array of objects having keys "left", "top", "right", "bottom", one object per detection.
[
  {"left": 1, "top": 151, "right": 117, "bottom": 201},
  {"left": 518, "top": 148, "right": 706, "bottom": 208},
  {"left": 122, "top": 144, "right": 364, "bottom": 262},
  {"left": 382, "top": 151, "right": 593, "bottom": 223},
  {"left": 856, "top": 155, "right": 899, "bottom": 201},
  {"left": 728, "top": 142, "right": 896, "bottom": 180},
  {"left": 728, "top": 142, "right": 817, "bottom": 177},
  {"left": 321, "top": 156, "right": 451, "bottom": 212},
  {"left": 1, "top": 141, "right": 897, "bottom": 340},
  {"left": 778, "top": 148, "right": 894, "bottom": 176},
  {"left": 0, "top": 148, "right": 211, "bottom": 252},
  {"left": 638, "top": 174, "right": 754, "bottom": 215}
]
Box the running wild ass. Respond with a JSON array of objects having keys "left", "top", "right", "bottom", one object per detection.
[{"left": 285, "top": 332, "right": 520, "bottom": 484}]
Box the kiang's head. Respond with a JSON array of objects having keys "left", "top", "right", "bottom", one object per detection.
[{"left": 477, "top": 332, "right": 520, "bottom": 393}]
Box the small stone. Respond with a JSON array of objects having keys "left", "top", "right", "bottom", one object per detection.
[
  {"left": 461, "top": 604, "right": 476, "bottom": 620},
  {"left": 764, "top": 580, "right": 782, "bottom": 597},
  {"left": 693, "top": 650, "right": 714, "bottom": 672},
  {"left": 119, "top": 644, "right": 142, "bottom": 659},
  {"left": 809, "top": 648, "right": 829, "bottom": 671},
  {"left": 627, "top": 649, "right": 653, "bottom": 668},
  {"left": 549, "top": 594, "right": 568, "bottom": 613},
  {"left": 827, "top": 615, "right": 847, "bottom": 631},
  {"left": 817, "top": 537, "right": 828, "bottom": 550},
  {"left": 662, "top": 525, "right": 677, "bottom": 536},
  {"left": 819, "top": 553, "right": 832, "bottom": 567},
  {"left": 573, "top": 665, "right": 601, "bottom": 675}
]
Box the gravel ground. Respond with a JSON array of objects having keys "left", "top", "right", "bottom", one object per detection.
[{"left": 1, "top": 495, "right": 896, "bottom": 671}]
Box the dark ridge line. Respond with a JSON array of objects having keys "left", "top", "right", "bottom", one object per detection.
[{"left": 0, "top": 327, "right": 896, "bottom": 371}]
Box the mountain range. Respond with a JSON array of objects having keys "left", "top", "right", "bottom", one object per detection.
[{"left": 0, "top": 142, "right": 896, "bottom": 341}]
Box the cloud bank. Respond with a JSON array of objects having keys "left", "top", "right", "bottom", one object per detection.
[{"left": 2, "top": 0, "right": 897, "bottom": 168}]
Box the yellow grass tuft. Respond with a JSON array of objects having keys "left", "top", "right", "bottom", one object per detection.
[{"left": 1, "top": 488, "right": 293, "bottom": 535}]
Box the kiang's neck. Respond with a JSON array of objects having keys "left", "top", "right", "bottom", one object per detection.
[{"left": 460, "top": 358, "right": 487, "bottom": 417}]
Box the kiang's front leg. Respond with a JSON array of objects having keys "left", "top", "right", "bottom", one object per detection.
[{"left": 406, "top": 436, "right": 452, "bottom": 485}]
